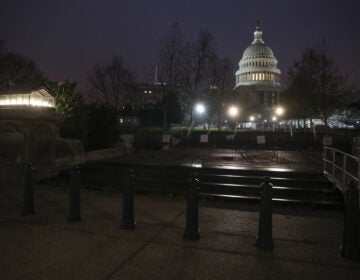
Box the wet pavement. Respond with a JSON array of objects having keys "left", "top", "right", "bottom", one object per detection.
[
  {"left": 110, "top": 148, "right": 323, "bottom": 173},
  {"left": 0, "top": 183, "right": 359, "bottom": 280},
  {"left": 2, "top": 148, "right": 359, "bottom": 279}
]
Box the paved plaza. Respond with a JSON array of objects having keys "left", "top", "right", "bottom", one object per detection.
[{"left": 0, "top": 182, "right": 359, "bottom": 280}]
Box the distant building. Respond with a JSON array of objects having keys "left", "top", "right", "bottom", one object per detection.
[
  {"left": 135, "top": 82, "right": 165, "bottom": 107},
  {"left": 234, "top": 24, "right": 283, "bottom": 123},
  {"left": 118, "top": 82, "right": 166, "bottom": 127}
]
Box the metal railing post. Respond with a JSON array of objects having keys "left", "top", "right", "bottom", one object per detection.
[
  {"left": 323, "top": 147, "right": 327, "bottom": 174},
  {"left": 358, "top": 156, "right": 360, "bottom": 193},
  {"left": 256, "top": 176, "right": 274, "bottom": 250},
  {"left": 21, "top": 163, "right": 35, "bottom": 216},
  {"left": 342, "top": 154, "right": 347, "bottom": 190},
  {"left": 340, "top": 182, "right": 360, "bottom": 260},
  {"left": 332, "top": 149, "right": 335, "bottom": 177},
  {"left": 183, "top": 172, "right": 200, "bottom": 240},
  {"left": 68, "top": 166, "right": 81, "bottom": 222},
  {"left": 120, "top": 168, "right": 135, "bottom": 230}
]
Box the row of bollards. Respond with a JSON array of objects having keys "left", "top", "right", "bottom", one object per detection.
[
  {"left": 18, "top": 163, "right": 359, "bottom": 260},
  {"left": 119, "top": 171, "right": 359, "bottom": 260},
  {"left": 20, "top": 163, "right": 82, "bottom": 222},
  {"left": 120, "top": 169, "right": 201, "bottom": 240}
]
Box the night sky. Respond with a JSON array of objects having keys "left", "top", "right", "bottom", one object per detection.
[{"left": 1, "top": 0, "right": 359, "bottom": 90}]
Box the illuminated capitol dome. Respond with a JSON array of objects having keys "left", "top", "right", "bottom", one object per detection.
[{"left": 234, "top": 23, "right": 282, "bottom": 122}]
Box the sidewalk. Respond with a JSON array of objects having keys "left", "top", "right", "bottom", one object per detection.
[{"left": 0, "top": 184, "right": 359, "bottom": 280}]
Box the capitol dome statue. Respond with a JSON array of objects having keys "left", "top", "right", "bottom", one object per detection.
[{"left": 234, "top": 23, "right": 282, "bottom": 122}]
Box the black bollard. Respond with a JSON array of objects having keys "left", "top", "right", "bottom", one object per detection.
[
  {"left": 120, "top": 168, "right": 135, "bottom": 230},
  {"left": 340, "top": 182, "right": 360, "bottom": 260},
  {"left": 21, "top": 163, "right": 35, "bottom": 215},
  {"left": 183, "top": 172, "right": 200, "bottom": 240},
  {"left": 256, "top": 176, "right": 274, "bottom": 250},
  {"left": 68, "top": 166, "right": 81, "bottom": 222}
]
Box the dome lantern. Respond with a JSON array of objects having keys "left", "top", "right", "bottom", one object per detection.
[{"left": 253, "top": 23, "right": 264, "bottom": 44}]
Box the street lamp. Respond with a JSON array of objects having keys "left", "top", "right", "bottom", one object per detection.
[
  {"left": 228, "top": 105, "right": 239, "bottom": 132},
  {"left": 275, "top": 106, "right": 284, "bottom": 116},
  {"left": 195, "top": 103, "right": 205, "bottom": 114},
  {"left": 249, "top": 116, "right": 255, "bottom": 122},
  {"left": 187, "top": 103, "right": 206, "bottom": 137},
  {"left": 274, "top": 106, "right": 284, "bottom": 132},
  {"left": 228, "top": 106, "right": 239, "bottom": 117}
]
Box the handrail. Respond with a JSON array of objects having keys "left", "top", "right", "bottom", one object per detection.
[{"left": 323, "top": 147, "right": 360, "bottom": 193}]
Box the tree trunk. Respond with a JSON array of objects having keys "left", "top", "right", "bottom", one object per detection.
[
  {"left": 189, "top": 105, "right": 193, "bottom": 126},
  {"left": 217, "top": 109, "right": 222, "bottom": 131}
]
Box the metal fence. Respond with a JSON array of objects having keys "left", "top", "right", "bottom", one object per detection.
[{"left": 323, "top": 147, "right": 360, "bottom": 193}]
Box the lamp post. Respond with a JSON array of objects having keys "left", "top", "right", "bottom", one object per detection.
[
  {"left": 274, "top": 106, "right": 284, "bottom": 133},
  {"left": 228, "top": 106, "right": 239, "bottom": 134},
  {"left": 195, "top": 103, "right": 205, "bottom": 115},
  {"left": 275, "top": 106, "right": 284, "bottom": 117},
  {"left": 187, "top": 103, "right": 206, "bottom": 137},
  {"left": 195, "top": 103, "right": 206, "bottom": 130},
  {"left": 272, "top": 116, "right": 277, "bottom": 132}
]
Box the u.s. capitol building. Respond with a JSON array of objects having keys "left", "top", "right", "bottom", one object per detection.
[{"left": 234, "top": 24, "right": 283, "bottom": 123}]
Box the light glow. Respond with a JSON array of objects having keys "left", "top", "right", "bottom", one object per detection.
[
  {"left": 275, "top": 106, "right": 284, "bottom": 116},
  {"left": 0, "top": 92, "right": 55, "bottom": 108},
  {"left": 195, "top": 103, "right": 205, "bottom": 114},
  {"left": 228, "top": 106, "right": 239, "bottom": 117}
]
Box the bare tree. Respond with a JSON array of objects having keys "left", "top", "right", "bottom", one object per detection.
[
  {"left": 87, "top": 56, "right": 136, "bottom": 110},
  {"left": 156, "top": 22, "right": 185, "bottom": 131},
  {"left": 0, "top": 44, "right": 44, "bottom": 88},
  {"left": 285, "top": 40, "right": 347, "bottom": 126},
  {"left": 181, "top": 29, "right": 216, "bottom": 124},
  {"left": 207, "top": 56, "right": 234, "bottom": 130},
  {"left": 158, "top": 22, "right": 185, "bottom": 87}
]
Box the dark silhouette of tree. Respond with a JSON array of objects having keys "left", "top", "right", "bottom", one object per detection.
[
  {"left": 156, "top": 22, "right": 186, "bottom": 131},
  {"left": 285, "top": 41, "right": 347, "bottom": 126},
  {"left": 0, "top": 41, "right": 5, "bottom": 58},
  {"left": 164, "top": 92, "right": 183, "bottom": 126},
  {"left": 85, "top": 103, "right": 119, "bottom": 151},
  {"left": 158, "top": 22, "right": 185, "bottom": 87},
  {"left": 0, "top": 42, "right": 44, "bottom": 88},
  {"left": 181, "top": 29, "right": 216, "bottom": 124},
  {"left": 45, "top": 80, "right": 88, "bottom": 142},
  {"left": 87, "top": 56, "right": 136, "bottom": 110}
]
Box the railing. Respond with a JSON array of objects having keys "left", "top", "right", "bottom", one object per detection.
[{"left": 323, "top": 147, "right": 360, "bottom": 193}]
